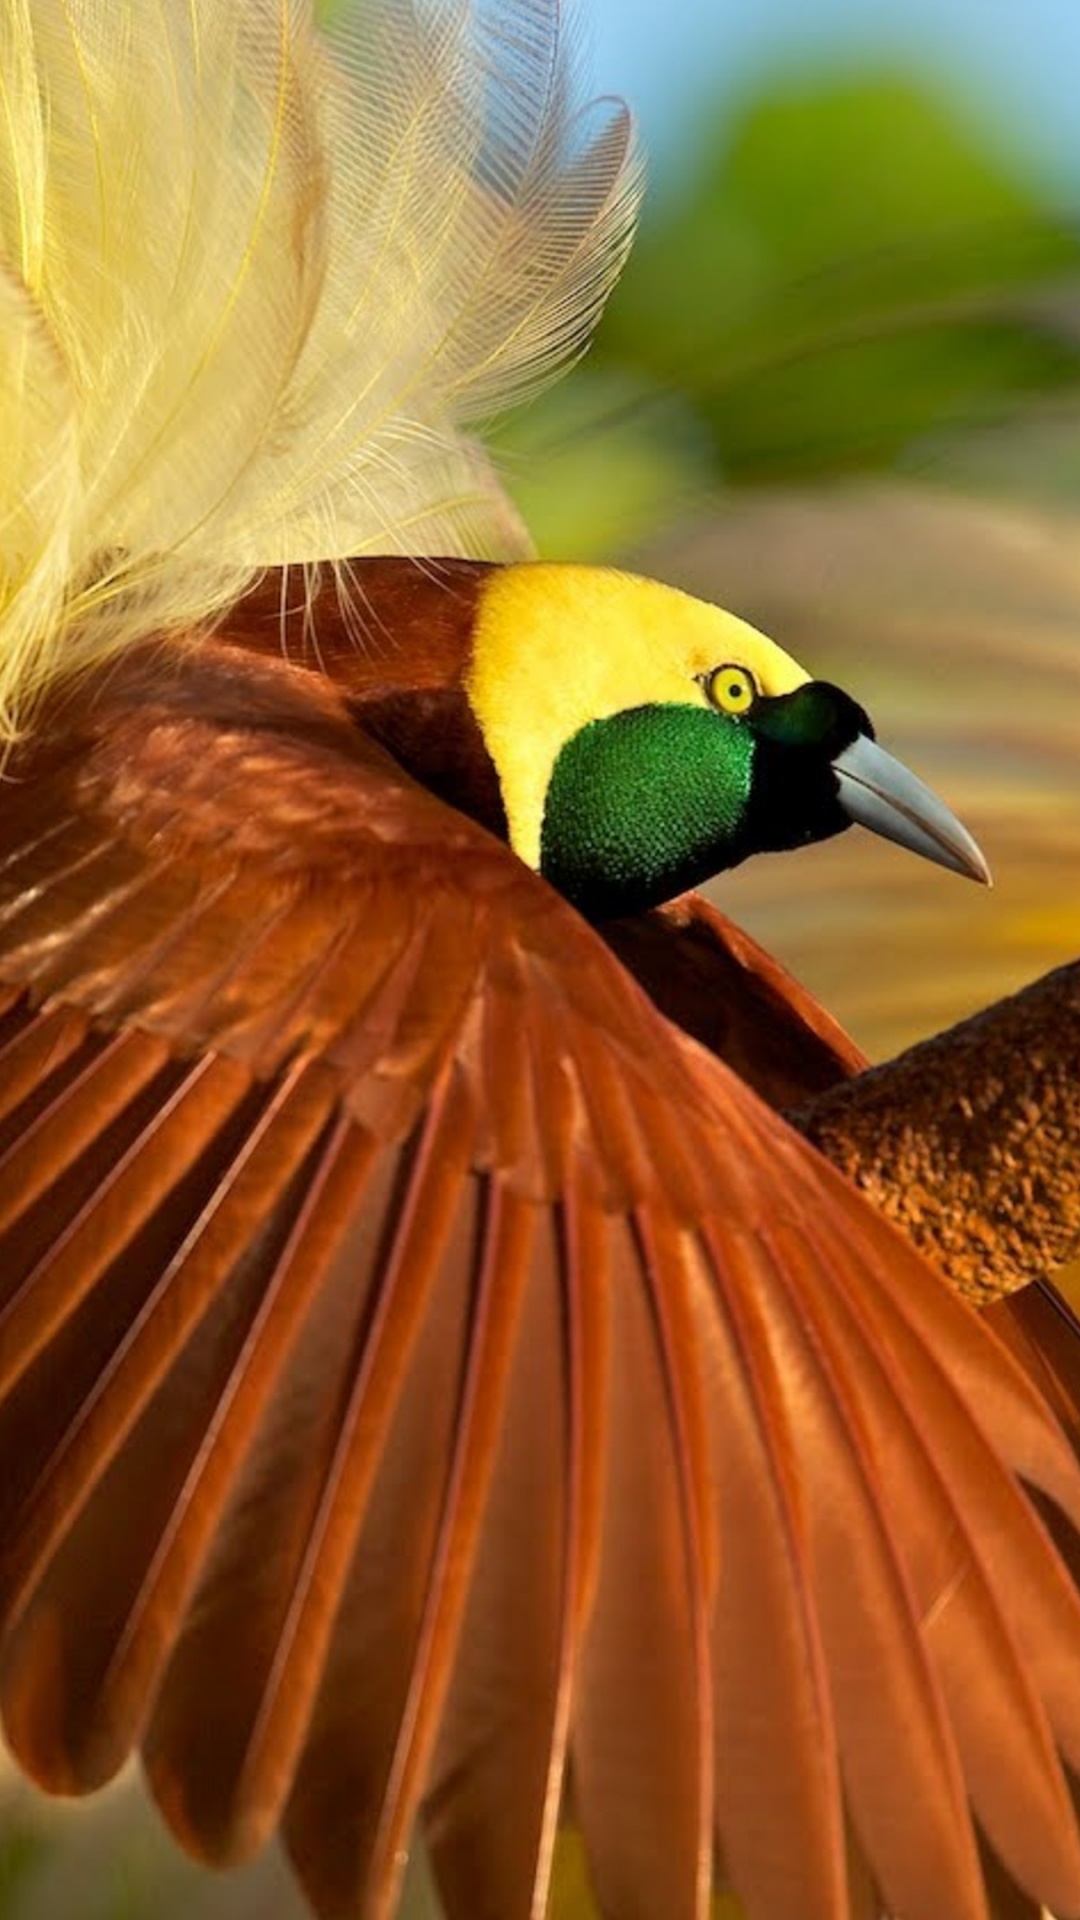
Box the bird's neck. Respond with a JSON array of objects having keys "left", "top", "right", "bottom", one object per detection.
[{"left": 540, "top": 703, "right": 757, "bottom": 917}]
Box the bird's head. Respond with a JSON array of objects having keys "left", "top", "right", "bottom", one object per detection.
[{"left": 465, "top": 562, "right": 989, "bottom": 918}]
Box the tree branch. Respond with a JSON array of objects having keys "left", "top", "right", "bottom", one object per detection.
[{"left": 791, "top": 960, "right": 1080, "bottom": 1302}]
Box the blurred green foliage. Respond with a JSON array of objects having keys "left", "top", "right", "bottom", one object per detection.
[
  {"left": 605, "top": 72, "right": 1080, "bottom": 473},
  {"left": 0, "top": 1815, "right": 50, "bottom": 1912},
  {"left": 501, "top": 65, "right": 1080, "bottom": 553}
]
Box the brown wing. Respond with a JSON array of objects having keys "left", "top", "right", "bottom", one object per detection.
[
  {"left": 601, "top": 890, "right": 866, "bottom": 1108},
  {"left": 2, "top": 639, "right": 1080, "bottom": 1920},
  {"left": 988, "top": 1282, "right": 1080, "bottom": 1454}
]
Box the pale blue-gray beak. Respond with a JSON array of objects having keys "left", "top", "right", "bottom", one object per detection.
[{"left": 833, "top": 735, "right": 991, "bottom": 885}]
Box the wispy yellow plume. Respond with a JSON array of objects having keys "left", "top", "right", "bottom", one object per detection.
[{"left": 0, "top": 0, "right": 642, "bottom": 737}]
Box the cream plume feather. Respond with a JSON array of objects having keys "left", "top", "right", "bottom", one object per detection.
[{"left": 0, "top": 0, "right": 641, "bottom": 737}]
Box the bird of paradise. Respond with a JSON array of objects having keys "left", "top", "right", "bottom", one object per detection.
[{"left": 0, "top": 5, "right": 1078, "bottom": 1920}]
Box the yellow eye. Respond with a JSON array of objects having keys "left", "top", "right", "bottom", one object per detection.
[{"left": 700, "top": 663, "right": 758, "bottom": 716}]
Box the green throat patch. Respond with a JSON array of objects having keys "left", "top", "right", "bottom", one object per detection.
[{"left": 539, "top": 703, "right": 755, "bottom": 918}]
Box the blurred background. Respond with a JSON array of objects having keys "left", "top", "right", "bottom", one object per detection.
[{"left": 7, "top": 1, "right": 1080, "bottom": 1916}]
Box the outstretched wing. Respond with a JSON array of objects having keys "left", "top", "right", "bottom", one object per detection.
[
  {"left": 1, "top": 638, "right": 1080, "bottom": 1920},
  {"left": 601, "top": 890, "right": 867, "bottom": 1108}
]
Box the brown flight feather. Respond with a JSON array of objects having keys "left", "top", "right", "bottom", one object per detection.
[{"left": 0, "top": 607, "right": 1078, "bottom": 1920}]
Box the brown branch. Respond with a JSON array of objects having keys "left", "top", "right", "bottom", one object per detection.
[{"left": 791, "top": 960, "right": 1080, "bottom": 1303}]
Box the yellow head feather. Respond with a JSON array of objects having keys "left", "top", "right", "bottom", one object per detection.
[
  {"left": 467, "top": 563, "right": 810, "bottom": 865},
  {"left": 0, "top": 0, "right": 642, "bottom": 738}
]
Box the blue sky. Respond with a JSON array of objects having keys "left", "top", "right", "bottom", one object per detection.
[{"left": 587, "top": 0, "right": 1080, "bottom": 196}]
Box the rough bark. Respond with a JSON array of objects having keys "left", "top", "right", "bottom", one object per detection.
[{"left": 791, "top": 960, "right": 1080, "bottom": 1303}]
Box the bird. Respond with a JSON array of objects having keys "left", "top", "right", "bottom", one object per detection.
[{"left": 1, "top": 4, "right": 1080, "bottom": 1920}]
